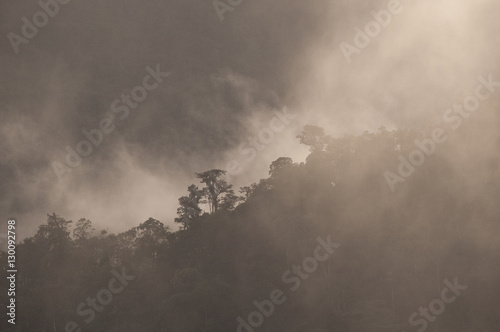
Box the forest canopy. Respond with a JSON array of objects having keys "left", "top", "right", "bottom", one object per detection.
[{"left": 1, "top": 124, "right": 499, "bottom": 332}]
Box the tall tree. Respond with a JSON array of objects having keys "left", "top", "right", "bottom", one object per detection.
[
  {"left": 135, "top": 218, "right": 170, "bottom": 258},
  {"left": 219, "top": 188, "right": 238, "bottom": 211},
  {"left": 195, "top": 169, "right": 233, "bottom": 213},
  {"left": 175, "top": 184, "right": 204, "bottom": 229},
  {"left": 269, "top": 157, "right": 295, "bottom": 178},
  {"left": 73, "top": 218, "right": 94, "bottom": 241},
  {"left": 34, "top": 213, "right": 73, "bottom": 257},
  {"left": 296, "top": 125, "right": 330, "bottom": 152}
]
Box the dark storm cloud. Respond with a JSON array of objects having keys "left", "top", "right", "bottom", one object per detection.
[{"left": 0, "top": 0, "right": 333, "bottom": 235}]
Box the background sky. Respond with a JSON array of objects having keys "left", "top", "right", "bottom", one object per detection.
[{"left": 1, "top": 0, "right": 499, "bottom": 238}]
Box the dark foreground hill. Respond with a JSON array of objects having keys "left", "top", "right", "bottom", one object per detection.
[{"left": 2, "top": 123, "right": 499, "bottom": 332}]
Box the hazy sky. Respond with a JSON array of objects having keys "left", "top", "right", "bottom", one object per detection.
[{"left": 1, "top": 0, "right": 499, "bottom": 237}]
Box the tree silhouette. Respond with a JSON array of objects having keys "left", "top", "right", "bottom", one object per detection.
[
  {"left": 3, "top": 124, "right": 499, "bottom": 332},
  {"left": 195, "top": 169, "right": 233, "bottom": 213},
  {"left": 73, "top": 218, "right": 94, "bottom": 242},
  {"left": 175, "top": 184, "right": 204, "bottom": 229}
]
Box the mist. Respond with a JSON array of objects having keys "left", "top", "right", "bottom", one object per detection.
[
  {"left": 1, "top": 0, "right": 497, "bottom": 236},
  {"left": 1, "top": 0, "right": 500, "bottom": 329}
]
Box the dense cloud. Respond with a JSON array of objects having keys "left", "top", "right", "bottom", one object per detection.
[{"left": 0, "top": 0, "right": 499, "bottom": 237}]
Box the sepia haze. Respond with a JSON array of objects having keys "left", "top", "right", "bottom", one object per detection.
[{"left": 0, "top": 0, "right": 499, "bottom": 240}]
